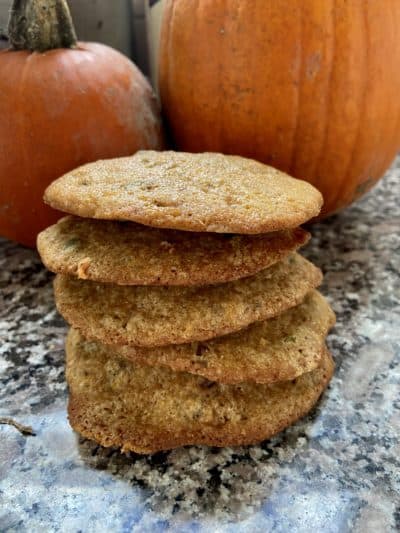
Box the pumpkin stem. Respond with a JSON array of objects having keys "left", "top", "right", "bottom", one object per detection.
[{"left": 8, "top": 0, "right": 77, "bottom": 52}]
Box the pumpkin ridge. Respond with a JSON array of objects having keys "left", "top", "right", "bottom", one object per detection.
[
  {"left": 379, "top": 1, "right": 400, "bottom": 182},
  {"left": 312, "top": 0, "right": 336, "bottom": 188},
  {"left": 217, "top": 0, "right": 228, "bottom": 153},
  {"left": 17, "top": 55, "right": 32, "bottom": 200},
  {"left": 163, "top": 0, "right": 176, "bottom": 111},
  {"left": 329, "top": 1, "right": 369, "bottom": 210},
  {"left": 288, "top": 5, "right": 304, "bottom": 175},
  {"left": 395, "top": 2, "right": 400, "bottom": 152}
]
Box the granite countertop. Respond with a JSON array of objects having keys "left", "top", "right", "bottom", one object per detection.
[{"left": 0, "top": 160, "right": 399, "bottom": 532}]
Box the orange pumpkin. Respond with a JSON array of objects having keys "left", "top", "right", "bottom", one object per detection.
[
  {"left": 0, "top": 0, "right": 164, "bottom": 247},
  {"left": 159, "top": 0, "right": 400, "bottom": 217}
]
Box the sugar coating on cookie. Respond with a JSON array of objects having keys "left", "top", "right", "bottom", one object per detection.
[{"left": 44, "top": 150, "right": 323, "bottom": 233}]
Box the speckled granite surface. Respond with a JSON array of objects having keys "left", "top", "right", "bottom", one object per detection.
[{"left": 0, "top": 160, "right": 399, "bottom": 533}]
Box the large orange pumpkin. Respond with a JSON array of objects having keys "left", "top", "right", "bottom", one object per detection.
[
  {"left": 0, "top": 0, "right": 164, "bottom": 247},
  {"left": 159, "top": 0, "right": 400, "bottom": 217}
]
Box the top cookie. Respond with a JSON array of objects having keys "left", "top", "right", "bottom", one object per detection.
[{"left": 44, "top": 151, "right": 323, "bottom": 233}]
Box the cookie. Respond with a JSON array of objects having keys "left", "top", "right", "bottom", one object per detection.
[
  {"left": 114, "top": 290, "right": 336, "bottom": 384},
  {"left": 44, "top": 150, "right": 323, "bottom": 233},
  {"left": 54, "top": 253, "right": 322, "bottom": 347},
  {"left": 66, "top": 328, "right": 334, "bottom": 454},
  {"left": 37, "top": 216, "right": 310, "bottom": 286}
]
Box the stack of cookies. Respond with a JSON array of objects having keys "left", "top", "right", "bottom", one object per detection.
[{"left": 38, "top": 150, "right": 335, "bottom": 454}]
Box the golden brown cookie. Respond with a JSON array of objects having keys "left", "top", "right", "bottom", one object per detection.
[
  {"left": 54, "top": 254, "right": 322, "bottom": 347},
  {"left": 44, "top": 150, "right": 323, "bottom": 233},
  {"left": 115, "top": 290, "right": 335, "bottom": 384},
  {"left": 37, "top": 216, "right": 310, "bottom": 286},
  {"left": 66, "top": 328, "right": 334, "bottom": 454}
]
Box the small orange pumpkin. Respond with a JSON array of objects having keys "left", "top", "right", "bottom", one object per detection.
[
  {"left": 159, "top": 0, "right": 400, "bottom": 217},
  {"left": 0, "top": 0, "right": 164, "bottom": 247}
]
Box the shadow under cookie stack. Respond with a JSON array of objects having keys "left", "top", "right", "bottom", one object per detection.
[{"left": 38, "top": 150, "right": 335, "bottom": 454}]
